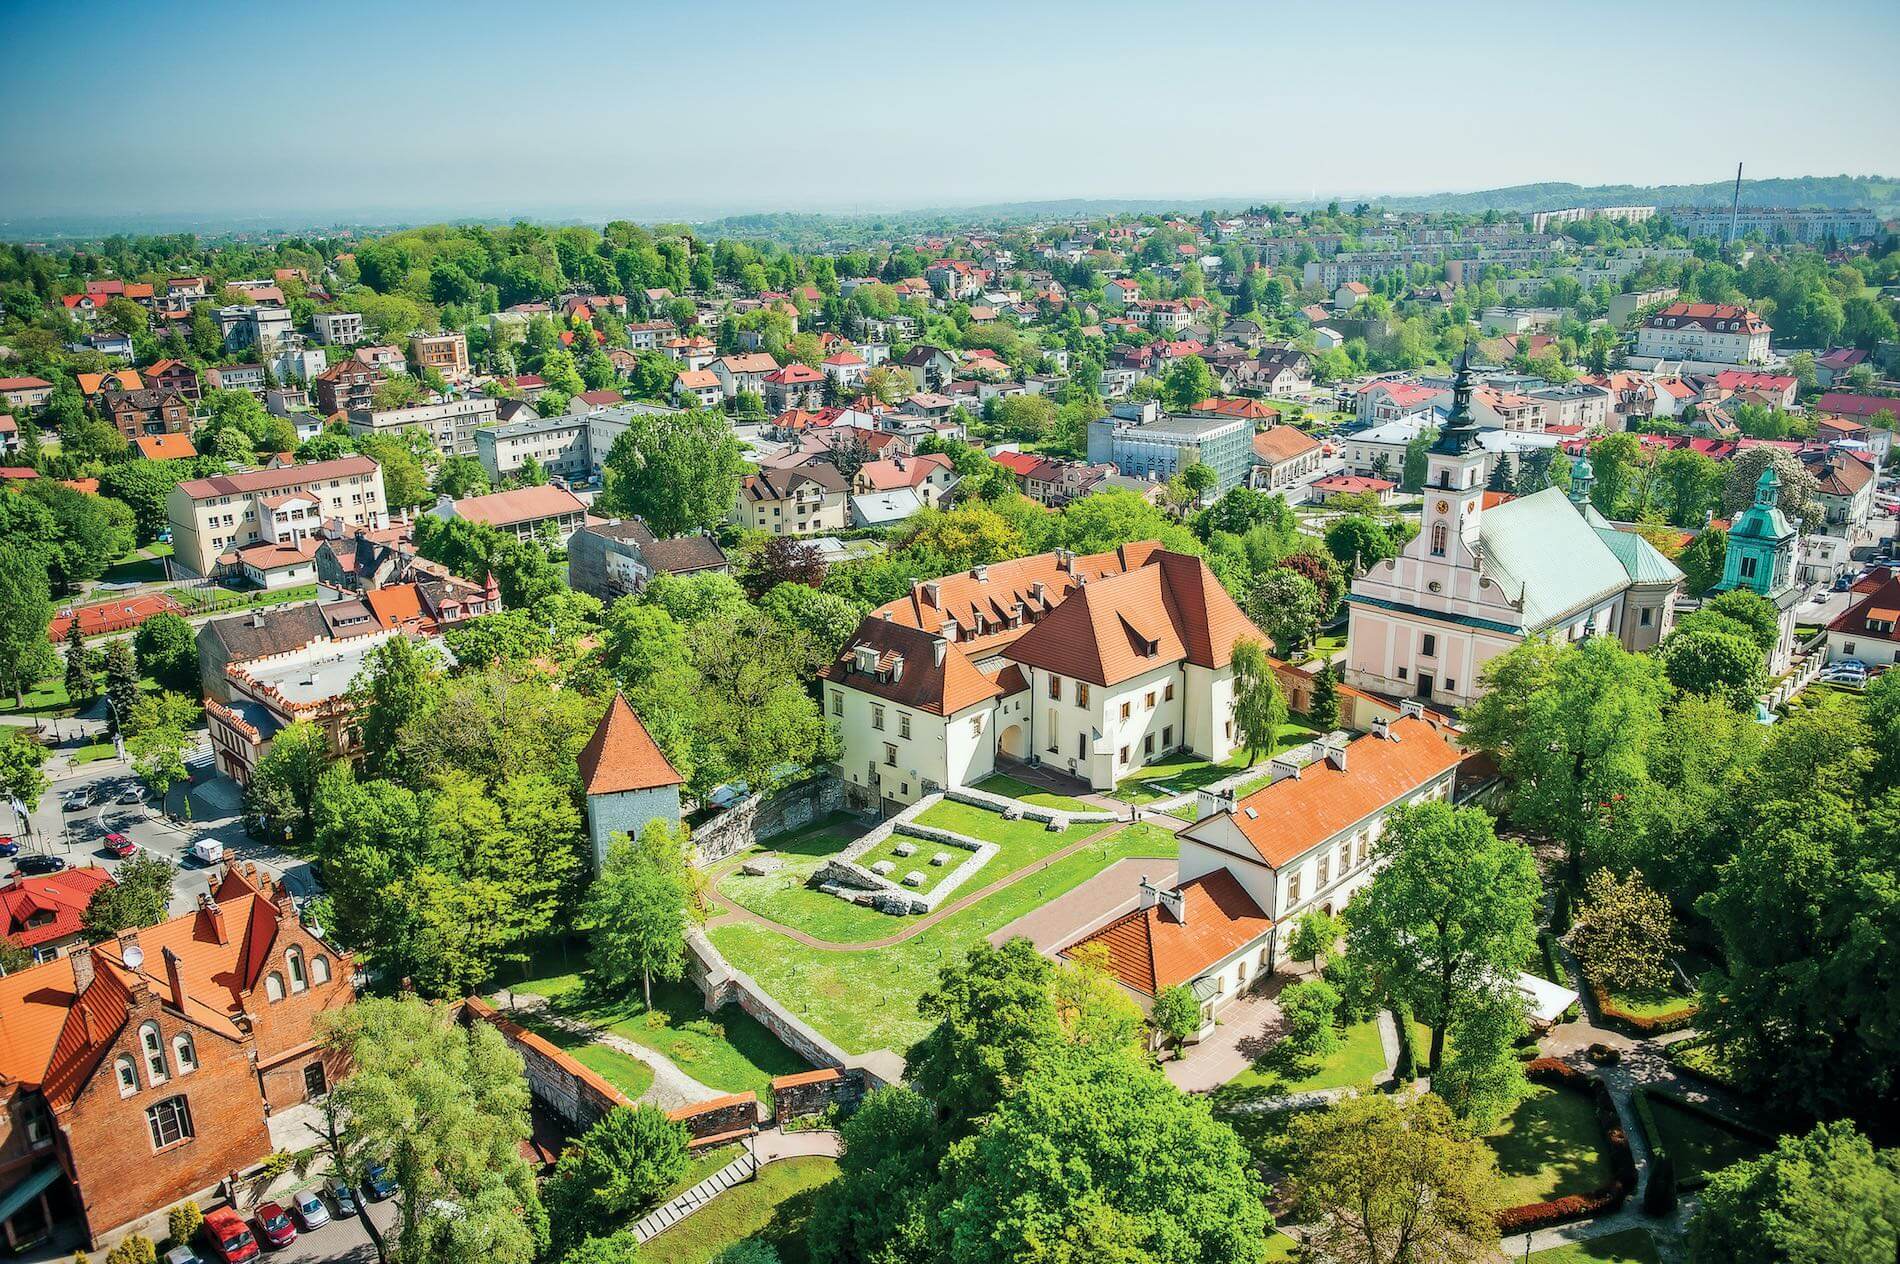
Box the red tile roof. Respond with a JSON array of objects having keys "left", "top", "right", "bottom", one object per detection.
[
  {"left": 1646, "top": 301, "right": 1769, "bottom": 334},
  {"left": 1252, "top": 425, "right": 1322, "bottom": 464},
  {"left": 178, "top": 456, "right": 377, "bottom": 500},
  {"left": 1062, "top": 869, "right": 1272, "bottom": 997},
  {"left": 1827, "top": 570, "right": 1900, "bottom": 645},
  {"left": 448, "top": 484, "right": 585, "bottom": 528},
  {"left": 0, "top": 867, "right": 114, "bottom": 950},
  {"left": 577, "top": 694, "right": 685, "bottom": 794},
  {"left": 132, "top": 433, "right": 197, "bottom": 461}
]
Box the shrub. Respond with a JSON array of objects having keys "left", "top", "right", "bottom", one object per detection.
[
  {"left": 1644, "top": 1152, "right": 1679, "bottom": 1214},
  {"left": 1587, "top": 979, "right": 1698, "bottom": 1036},
  {"left": 1280, "top": 979, "right": 1343, "bottom": 1063},
  {"left": 104, "top": 1238, "right": 156, "bottom": 1264},
  {"left": 166, "top": 1202, "right": 203, "bottom": 1250},
  {"left": 544, "top": 1105, "right": 691, "bottom": 1250}
]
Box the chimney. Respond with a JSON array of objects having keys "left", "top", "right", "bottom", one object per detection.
[
  {"left": 1371, "top": 717, "right": 1393, "bottom": 741},
  {"left": 1269, "top": 755, "right": 1303, "bottom": 782},
  {"left": 933, "top": 639, "right": 947, "bottom": 667},
  {"left": 1398, "top": 699, "right": 1424, "bottom": 721},
  {"left": 199, "top": 892, "right": 228, "bottom": 945},
  {"left": 163, "top": 947, "right": 187, "bottom": 1011},
  {"left": 1056, "top": 548, "right": 1075, "bottom": 572},
  {"left": 251, "top": 610, "right": 265, "bottom": 628},
  {"left": 1325, "top": 739, "right": 1348, "bottom": 771},
  {"left": 1159, "top": 887, "right": 1187, "bottom": 923},
  {"left": 1031, "top": 580, "right": 1047, "bottom": 604},
  {"left": 971, "top": 564, "right": 988, "bottom": 581},
  {"left": 69, "top": 944, "right": 95, "bottom": 997},
  {"left": 1138, "top": 874, "right": 1159, "bottom": 909}
]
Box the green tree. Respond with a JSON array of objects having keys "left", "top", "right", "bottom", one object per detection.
[
  {"left": 132, "top": 612, "right": 198, "bottom": 694},
  {"left": 1283, "top": 1092, "right": 1502, "bottom": 1264},
  {"left": 558, "top": 1232, "right": 643, "bottom": 1264},
  {"left": 1401, "top": 428, "right": 1438, "bottom": 493},
  {"left": 62, "top": 621, "right": 97, "bottom": 706},
  {"left": 0, "top": 544, "right": 58, "bottom": 707},
  {"left": 1689, "top": 588, "right": 1780, "bottom": 657},
  {"left": 1659, "top": 625, "right": 1765, "bottom": 709},
  {"left": 587, "top": 819, "right": 694, "bottom": 1008},
  {"left": 1158, "top": 355, "right": 1220, "bottom": 411},
  {"left": 1689, "top": 1122, "right": 1900, "bottom": 1264},
  {"left": 0, "top": 731, "right": 50, "bottom": 821},
  {"left": 243, "top": 719, "right": 331, "bottom": 849},
  {"left": 1323, "top": 515, "right": 1401, "bottom": 572},
  {"left": 909, "top": 937, "right": 1059, "bottom": 1127},
  {"left": 1430, "top": 986, "right": 1532, "bottom": 1129},
  {"left": 356, "top": 434, "right": 431, "bottom": 509},
  {"left": 434, "top": 455, "right": 490, "bottom": 500},
  {"left": 1344, "top": 801, "right": 1539, "bottom": 1075},
  {"left": 1287, "top": 908, "right": 1343, "bottom": 968},
  {"left": 1308, "top": 660, "right": 1340, "bottom": 730},
  {"left": 1229, "top": 639, "right": 1288, "bottom": 767},
  {"left": 349, "top": 636, "right": 445, "bottom": 783},
  {"left": 597, "top": 408, "right": 745, "bottom": 537},
  {"left": 1245, "top": 569, "right": 1321, "bottom": 658},
  {"left": 1177, "top": 460, "right": 1216, "bottom": 507},
  {"left": 1278, "top": 978, "right": 1342, "bottom": 1063},
  {"left": 1150, "top": 984, "right": 1201, "bottom": 1058},
  {"left": 1675, "top": 525, "right": 1728, "bottom": 596},
  {"left": 82, "top": 853, "right": 175, "bottom": 940},
  {"left": 544, "top": 1105, "right": 690, "bottom": 1250},
  {"left": 97, "top": 460, "right": 190, "bottom": 541},
  {"left": 805, "top": 1086, "right": 946, "bottom": 1264},
  {"left": 318, "top": 997, "right": 545, "bottom": 1264},
  {"left": 1564, "top": 867, "right": 1676, "bottom": 994},
  {"left": 103, "top": 640, "right": 139, "bottom": 736}
]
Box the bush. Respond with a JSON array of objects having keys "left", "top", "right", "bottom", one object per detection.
[
  {"left": 544, "top": 1105, "right": 691, "bottom": 1250},
  {"left": 712, "top": 1244, "right": 781, "bottom": 1264},
  {"left": 1587, "top": 979, "right": 1698, "bottom": 1036},
  {"left": 104, "top": 1237, "right": 155, "bottom": 1264},
  {"left": 1280, "top": 979, "right": 1342, "bottom": 1063},
  {"left": 1644, "top": 1152, "right": 1679, "bottom": 1214},
  {"left": 166, "top": 1202, "right": 203, "bottom": 1250}
]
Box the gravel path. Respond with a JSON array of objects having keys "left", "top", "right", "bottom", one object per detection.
[{"left": 491, "top": 991, "right": 722, "bottom": 1111}]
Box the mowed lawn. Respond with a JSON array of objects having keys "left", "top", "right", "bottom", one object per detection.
[
  {"left": 514, "top": 1015, "right": 657, "bottom": 1101},
  {"left": 708, "top": 823, "right": 1176, "bottom": 1055},
  {"left": 1645, "top": 1095, "right": 1767, "bottom": 1183},
  {"left": 641, "top": 1156, "right": 838, "bottom": 1264},
  {"left": 511, "top": 974, "right": 809, "bottom": 1100},
  {"left": 1120, "top": 723, "right": 1323, "bottom": 807},
  {"left": 1529, "top": 1227, "right": 1662, "bottom": 1263},
  {"left": 853, "top": 834, "right": 971, "bottom": 895},
  {"left": 1485, "top": 1086, "right": 1614, "bottom": 1208},
  {"left": 714, "top": 816, "right": 900, "bottom": 944},
  {"left": 1212, "top": 1017, "right": 1390, "bottom": 1103},
  {"left": 972, "top": 772, "right": 1091, "bottom": 812}
]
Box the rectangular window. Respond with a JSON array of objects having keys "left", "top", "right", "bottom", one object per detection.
[
  {"left": 1145, "top": 691, "right": 1156, "bottom": 710},
  {"left": 883, "top": 743, "right": 897, "bottom": 767},
  {"left": 899, "top": 713, "right": 912, "bottom": 739},
  {"left": 1421, "top": 633, "right": 1436, "bottom": 657},
  {"left": 871, "top": 705, "right": 884, "bottom": 731},
  {"left": 1118, "top": 745, "right": 1129, "bottom": 766},
  {"left": 1339, "top": 841, "right": 1351, "bottom": 872},
  {"left": 1397, "top": 665, "right": 1408, "bottom": 680},
  {"left": 970, "top": 715, "right": 981, "bottom": 737},
  {"left": 1318, "top": 855, "right": 1330, "bottom": 886},
  {"left": 1077, "top": 734, "right": 1086, "bottom": 761},
  {"left": 1356, "top": 835, "right": 1368, "bottom": 867},
  {"left": 1076, "top": 682, "right": 1090, "bottom": 707},
  {"left": 1640, "top": 608, "right": 1653, "bottom": 627},
  {"left": 1287, "top": 872, "right": 1302, "bottom": 905},
  {"left": 1144, "top": 733, "right": 1155, "bottom": 756},
  {"left": 303, "top": 1063, "right": 328, "bottom": 1100},
  {"left": 829, "top": 691, "right": 843, "bottom": 716},
  {"left": 1048, "top": 675, "right": 1061, "bottom": 700},
  {"left": 147, "top": 1096, "right": 193, "bottom": 1150},
  {"left": 1119, "top": 701, "right": 1131, "bottom": 720},
  {"left": 1162, "top": 725, "right": 1173, "bottom": 747}
]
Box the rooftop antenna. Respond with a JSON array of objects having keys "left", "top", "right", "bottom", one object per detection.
[{"left": 1727, "top": 162, "right": 1743, "bottom": 255}]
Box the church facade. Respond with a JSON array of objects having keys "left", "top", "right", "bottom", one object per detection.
[{"left": 1344, "top": 352, "right": 1684, "bottom": 710}]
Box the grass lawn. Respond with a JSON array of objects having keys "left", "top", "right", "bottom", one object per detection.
[
  {"left": 100, "top": 549, "right": 172, "bottom": 585},
  {"left": 173, "top": 582, "right": 318, "bottom": 615},
  {"left": 1646, "top": 1095, "right": 1767, "bottom": 1183},
  {"left": 662, "top": 1142, "right": 746, "bottom": 1202},
  {"left": 853, "top": 835, "right": 971, "bottom": 895},
  {"left": 510, "top": 974, "right": 811, "bottom": 1101},
  {"left": 1528, "top": 1228, "right": 1662, "bottom": 1263},
  {"left": 714, "top": 816, "right": 902, "bottom": 945},
  {"left": 640, "top": 1156, "right": 838, "bottom": 1264},
  {"left": 1600, "top": 949, "right": 1710, "bottom": 1019},
  {"left": 1263, "top": 1231, "right": 1300, "bottom": 1261},
  {"left": 971, "top": 772, "right": 1091, "bottom": 812},
  {"left": 1212, "top": 1017, "right": 1389, "bottom": 1104},
  {"left": 708, "top": 823, "right": 1176, "bottom": 1055},
  {"left": 70, "top": 740, "right": 118, "bottom": 764},
  {"left": 1485, "top": 1086, "right": 1613, "bottom": 1208},
  {"left": 0, "top": 673, "right": 158, "bottom": 718},
  {"left": 507, "top": 1007, "right": 657, "bottom": 1100},
  {"left": 1115, "top": 726, "right": 1322, "bottom": 806},
  {"left": 911, "top": 800, "right": 1101, "bottom": 883}
]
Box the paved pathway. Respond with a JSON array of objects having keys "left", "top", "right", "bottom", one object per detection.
[
  {"left": 491, "top": 991, "right": 722, "bottom": 1111},
  {"left": 703, "top": 819, "right": 1134, "bottom": 951},
  {"left": 988, "top": 857, "right": 1177, "bottom": 952},
  {"left": 632, "top": 1128, "right": 842, "bottom": 1244}
]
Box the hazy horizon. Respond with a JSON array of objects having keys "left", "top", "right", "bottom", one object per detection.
[{"left": 4, "top": 0, "right": 1897, "bottom": 229}]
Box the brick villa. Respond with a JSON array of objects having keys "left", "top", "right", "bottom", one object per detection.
[{"left": 0, "top": 863, "right": 353, "bottom": 1252}]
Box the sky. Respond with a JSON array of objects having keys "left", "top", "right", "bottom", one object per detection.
[{"left": 3, "top": 0, "right": 1898, "bottom": 229}]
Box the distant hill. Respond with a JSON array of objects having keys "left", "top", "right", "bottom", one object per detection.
[{"left": 1353, "top": 175, "right": 1900, "bottom": 217}]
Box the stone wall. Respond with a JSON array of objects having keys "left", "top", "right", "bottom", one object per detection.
[
  {"left": 461, "top": 997, "right": 629, "bottom": 1132},
  {"left": 666, "top": 1092, "right": 759, "bottom": 1145},
  {"left": 691, "top": 774, "right": 848, "bottom": 866},
  {"left": 772, "top": 1068, "right": 866, "bottom": 1121}
]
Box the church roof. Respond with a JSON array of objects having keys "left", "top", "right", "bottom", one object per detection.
[
  {"left": 1480, "top": 487, "right": 1635, "bottom": 632},
  {"left": 577, "top": 694, "right": 684, "bottom": 796},
  {"left": 1592, "top": 527, "right": 1685, "bottom": 586}
]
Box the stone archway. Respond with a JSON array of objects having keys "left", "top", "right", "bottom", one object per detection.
[{"left": 1000, "top": 723, "right": 1026, "bottom": 759}]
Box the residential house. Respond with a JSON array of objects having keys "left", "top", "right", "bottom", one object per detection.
[
  {"left": 711, "top": 353, "right": 780, "bottom": 401},
  {"left": 567, "top": 519, "right": 729, "bottom": 600},
  {"left": 1826, "top": 568, "right": 1900, "bottom": 669},
  {"left": 852, "top": 452, "right": 958, "bottom": 507},
  {"left": 347, "top": 397, "right": 498, "bottom": 457},
  {"left": 734, "top": 462, "right": 849, "bottom": 536},
  {"left": 101, "top": 389, "right": 190, "bottom": 441},
  {"left": 672, "top": 369, "right": 724, "bottom": 408},
  {"left": 312, "top": 359, "right": 379, "bottom": 417},
  {"left": 0, "top": 867, "right": 114, "bottom": 965},
  {"left": 822, "top": 351, "right": 867, "bottom": 390},
  {"left": 76, "top": 370, "right": 143, "bottom": 398},
  {"left": 214, "top": 305, "right": 295, "bottom": 355},
  {"left": 430, "top": 484, "right": 588, "bottom": 544},
  {"left": 131, "top": 434, "right": 197, "bottom": 462},
  {"left": 309, "top": 311, "right": 364, "bottom": 346},
  {"left": 1356, "top": 380, "right": 1442, "bottom": 423},
  {"left": 202, "top": 364, "right": 266, "bottom": 397},
  {"left": 762, "top": 364, "right": 825, "bottom": 413},
  {"left": 144, "top": 360, "right": 200, "bottom": 403},
  {"left": 194, "top": 601, "right": 381, "bottom": 703},
  {"left": 0, "top": 378, "right": 54, "bottom": 410},
  {"left": 898, "top": 345, "right": 956, "bottom": 393},
  {"left": 166, "top": 457, "right": 388, "bottom": 578},
  {"left": 473, "top": 414, "right": 589, "bottom": 483},
  {"left": 1810, "top": 451, "right": 1877, "bottom": 531},
  {"left": 0, "top": 863, "right": 352, "bottom": 1251},
  {"left": 409, "top": 332, "right": 470, "bottom": 383}
]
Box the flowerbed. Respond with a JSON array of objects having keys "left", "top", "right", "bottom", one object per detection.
[
  {"left": 1494, "top": 1060, "right": 1633, "bottom": 1233},
  {"left": 1588, "top": 979, "right": 1697, "bottom": 1036}
]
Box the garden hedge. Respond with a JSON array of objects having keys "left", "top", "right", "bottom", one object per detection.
[
  {"left": 1586, "top": 978, "right": 1698, "bottom": 1037},
  {"left": 1494, "top": 1059, "right": 1633, "bottom": 1233}
]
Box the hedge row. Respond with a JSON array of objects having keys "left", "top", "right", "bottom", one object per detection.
[
  {"left": 1587, "top": 979, "right": 1698, "bottom": 1037},
  {"left": 1495, "top": 1060, "right": 1634, "bottom": 1234}
]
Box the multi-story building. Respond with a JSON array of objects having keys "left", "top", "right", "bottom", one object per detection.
[
  {"left": 1249, "top": 425, "right": 1324, "bottom": 494},
  {"left": 1527, "top": 383, "right": 1611, "bottom": 432},
  {"left": 710, "top": 353, "right": 780, "bottom": 401},
  {"left": 312, "top": 358, "right": 379, "bottom": 416},
  {"left": 144, "top": 359, "right": 201, "bottom": 403},
  {"left": 269, "top": 347, "right": 328, "bottom": 385},
  {"left": 1668, "top": 206, "right": 1880, "bottom": 245},
  {"left": 734, "top": 462, "right": 850, "bottom": 536},
  {"left": 0, "top": 867, "right": 113, "bottom": 966},
  {"left": 309, "top": 311, "right": 364, "bottom": 346},
  {"left": 0, "top": 863, "right": 353, "bottom": 1252},
  {"left": 166, "top": 456, "right": 388, "bottom": 578},
  {"left": 1633, "top": 302, "right": 1772, "bottom": 367},
  {"left": 347, "top": 397, "right": 497, "bottom": 456},
  {"left": 409, "top": 332, "right": 470, "bottom": 383},
  {"left": 203, "top": 364, "right": 267, "bottom": 397},
  {"left": 474, "top": 414, "right": 590, "bottom": 483},
  {"left": 100, "top": 389, "right": 190, "bottom": 440},
  {"left": 430, "top": 484, "right": 588, "bottom": 544},
  {"left": 214, "top": 304, "right": 294, "bottom": 355},
  {"left": 567, "top": 519, "right": 730, "bottom": 600},
  {"left": 820, "top": 543, "right": 1263, "bottom": 811},
  {"left": 762, "top": 364, "right": 825, "bottom": 413},
  {"left": 1340, "top": 415, "right": 1431, "bottom": 478},
  {"left": 1086, "top": 401, "right": 1252, "bottom": 495}
]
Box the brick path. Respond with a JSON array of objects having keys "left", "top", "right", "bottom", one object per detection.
[{"left": 703, "top": 820, "right": 1132, "bottom": 951}]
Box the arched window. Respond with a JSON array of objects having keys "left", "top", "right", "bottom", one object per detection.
[
  {"left": 286, "top": 947, "right": 307, "bottom": 993},
  {"left": 309, "top": 955, "right": 331, "bottom": 986},
  {"left": 140, "top": 1022, "right": 167, "bottom": 1084},
  {"left": 265, "top": 972, "right": 286, "bottom": 1003},
  {"left": 1429, "top": 522, "right": 1447, "bottom": 557},
  {"left": 115, "top": 1055, "right": 138, "bottom": 1097},
  {"left": 172, "top": 1032, "right": 198, "bottom": 1075}
]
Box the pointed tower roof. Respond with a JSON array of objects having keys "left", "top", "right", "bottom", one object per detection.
[
  {"left": 578, "top": 694, "right": 684, "bottom": 796},
  {"left": 1430, "top": 342, "right": 1484, "bottom": 457}
]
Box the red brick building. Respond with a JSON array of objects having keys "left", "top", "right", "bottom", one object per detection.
[
  {"left": 0, "top": 863, "right": 354, "bottom": 1251},
  {"left": 0, "top": 867, "right": 114, "bottom": 966}
]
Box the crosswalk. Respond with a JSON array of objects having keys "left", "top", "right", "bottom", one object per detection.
[{"left": 632, "top": 1150, "right": 760, "bottom": 1243}]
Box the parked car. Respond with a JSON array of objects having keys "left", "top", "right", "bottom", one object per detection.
[
  {"left": 364, "top": 1165, "right": 399, "bottom": 1201},
  {"left": 104, "top": 833, "right": 138, "bottom": 858},
  {"left": 62, "top": 790, "right": 90, "bottom": 811},
  {"left": 253, "top": 1202, "right": 297, "bottom": 1249},
  {"left": 323, "top": 1180, "right": 359, "bottom": 1218},
  {"left": 201, "top": 1207, "right": 259, "bottom": 1264},
  {"left": 164, "top": 1246, "right": 205, "bottom": 1264},
  {"left": 118, "top": 785, "right": 145, "bottom": 805},
  {"left": 0, "top": 837, "right": 17, "bottom": 858},
  {"left": 16, "top": 854, "right": 66, "bottom": 875},
  {"left": 290, "top": 1189, "right": 330, "bottom": 1231}
]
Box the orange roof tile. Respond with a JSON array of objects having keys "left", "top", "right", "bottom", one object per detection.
[
  {"left": 577, "top": 694, "right": 684, "bottom": 795},
  {"left": 133, "top": 433, "right": 198, "bottom": 461},
  {"left": 1062, "top": 869, "right": 1271, "bottom": 997}
]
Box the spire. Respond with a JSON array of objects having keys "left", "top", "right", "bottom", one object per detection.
[
  {"left": 1569, "top": 454, "right": 1595, "bottom": 509},
  {"left": 1753, "top": 463, "right": 1780, "bottom": 508},
  {"left": 1430, "top": 341, "right": 1483, "bottom": 457}
]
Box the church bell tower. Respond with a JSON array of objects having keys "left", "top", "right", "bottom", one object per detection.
[{"left": 1421, "top": 343, "right": 1487, "bottom": 558}]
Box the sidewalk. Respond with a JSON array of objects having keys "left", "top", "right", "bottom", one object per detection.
[{"left": 630, "top": 1127, "right": 842, "bottom": 1244}]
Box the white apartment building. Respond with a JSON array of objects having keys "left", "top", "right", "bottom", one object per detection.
[
  {"left": 310, "top": 311, "right": 365, "bottom": 346},
  {"left": 167, "top": 456, "right": 388, "bottom": 577},
  {"left": 347, "top": 397, "right": 498, "bottom": 456},
  {"left": 474, "top": 415, "right": 589, "bottom": 483}
]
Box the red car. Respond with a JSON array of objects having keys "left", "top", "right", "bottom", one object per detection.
[
  {"left": 253, "top": 1202, "right": 297, "bottom": 1250},
  {"left": 104, "top": 833, "right": 139, "bottom": 858},
  {"left": 202, "top": 1207, "right": 259, "bottom": 1264}
]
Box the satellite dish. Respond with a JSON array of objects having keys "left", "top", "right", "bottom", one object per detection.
[{"left": 123, "top": 945, "right": 144, "bottom": 970}]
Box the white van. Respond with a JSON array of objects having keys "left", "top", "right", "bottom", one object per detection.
[{"left": 189, "top": 837, "right": 225, "bottom": 866}]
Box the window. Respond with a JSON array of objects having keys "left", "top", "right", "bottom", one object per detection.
[
  {"left": 1046, "top": 710, "right": 1059, "bottom": 754},
  {"left": 116, "top": 1055, "right": 138, "bottom": 1097},
  {"left": 1047, "top": 675, "right": 1061, "bottom": 700},
  {"left": 1116, "top": 701, "right": 1130, "bottom": 721},
  {"left": 1075, "top": 682, "right": 1090, "bottom": 707},
  {"left": 141, "top": 1023, "right": 167, "bottom": 1084},
  {"left": 1118, "top": 745, "right": 1130, "bottom": 766},
  {"left": 883, "top": 743, "right": 897, "bottom": 767},
  {"left": 898, "top": 713, "right": 911, "bottom": 740},
  {"left": 1318, "top": 855, "right": 1330, "bottom": 886},
  {"left": 172, "top": 1033, "right": 198, "bottom": 1075},
  {"left": 1356, "top": 835, "right": 1368, "bottom": 867},
  {"left": 1740, "top": 556, "right": 1758, "bottom": 579},
  {"left": 1164, "top": 681, "right": 1175, "bottom": 702},
  {"left": 1421, "top": 634, "right": 1436, "bottom": 657},
  {"left": 1445, "top": 678, "right": 1455, "bottom": 693},
  {"left": 21, "top": 1096, "right": 51, "bottom": 1148},
  {"left": 871, "top": 705, "right": 885, "bottom": 731},
  {"left": 287, "top": 947, "right": 307, "bottom": 993},
  {"left": 146, "top": 1096, "right": 193, "bottom": 1150},
  {"left": 1640, "top": 608, "right": 1652, "bottom": 627},
  {"left": 265, "top": 972, "right": 286, "bottom": 1003},
  {"left": 1144, "top": 734, "right": 1155, "bottom": 756},
  {"left": 1287, "top": 872, "right": 1302, "bottom": 905},
  {"left": 969, "top": 715, "right": 982, "bottom": 737},
  {"left": 1397, "top": 665, "right": 1408, "bottom": 680},
  {"left": 1145, "top": 691, "right": 1156, "bottom": 710},
  {"left": 830, "top": 691, "right": 843, "bottom": 716},
  {"left": 303, "top": 1062, "right": 328, "bottom": 1100},
  {"left": 1338, "top": 841, "right": 1351, "bottom": 873},
  {"left": 1076, "top": 734, "right": 1086, "bottom": 761},
  {"left": 1162, "top": 725, "right": 1173, "bottom": 747},
  {"left": 1430, "top": 522, "right": 1447, "bottom": 557}
]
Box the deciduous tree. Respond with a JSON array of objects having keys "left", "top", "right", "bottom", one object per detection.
[
  {"left": 1689, "top": 1122, "right": 1900, "bottom": 1264},
  {"left": 586, "top": 819, "right": 694, "bottom": 1008},
  {"left": 1230, "top": 639, "right": 1288, "bottom": 767}
]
